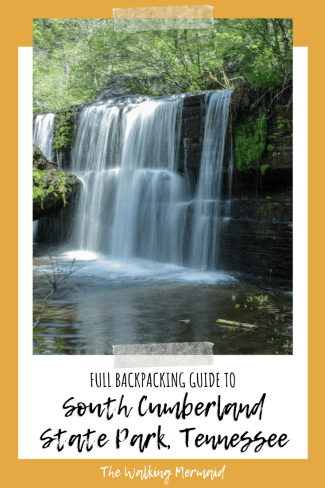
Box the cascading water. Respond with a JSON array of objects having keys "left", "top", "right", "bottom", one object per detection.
[
  {"left": 190, "top": 90, "right": 233, "bottom": 268},
  {"left": 70, "top": 96, "right": 187, "bottom": 263},
  {"left": 33, "top": 113, "right": 55, "bottom": 160},
  {"left": 70, "top": 102, "right": 121, "bottom": 251},
  {"left": 110, "top": 97, "right": 186, "bottom": 262},
  {"left": 33, "top": 113, "right": 56, "bottom": 240},
  {"left": 45, "top": 90, "right": 233, "bottom": 274}
]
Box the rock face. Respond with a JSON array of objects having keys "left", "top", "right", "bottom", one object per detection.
[
  {"left": 33, "top": 144, "right": 82, "bottom": 221},
  {"left": 176, "top": 85, "right": 293, "bottom": 176},
  {"left": 175, "top": 86, "right": 293, "bottom": 286},
  {"left": 217, "top": 192, "right": 292, "bottom": 286}
]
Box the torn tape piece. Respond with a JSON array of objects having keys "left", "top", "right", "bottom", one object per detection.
[
  {"left": 113, "top": 6, "right": 214, "bottom": 18},
  {"left": 113, "top": 342, "right": 214, "bottom": 368},
  {"left": 114, "top": 355, "right": 214, "bottom": 368},
  {"left": 113, "top": 18, "right": 213, "bottom": 32},
  {"left": 113, "top": 6, "right": 214, "bottom": 32}
]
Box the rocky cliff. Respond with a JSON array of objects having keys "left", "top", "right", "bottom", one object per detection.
[{"left": 176, "top": 85, "right": 293, "bottom": 286}]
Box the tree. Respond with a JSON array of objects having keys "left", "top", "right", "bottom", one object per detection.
[{"left": 33, "top": 18, "right": 293, "bottom": 113}]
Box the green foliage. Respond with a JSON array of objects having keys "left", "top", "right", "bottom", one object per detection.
[
  {"left": 268, "top": 115, "right": 292, "bottom": 144},
  {"left": 33, "top": 167, "right": 69, "bottom": 206},
  {"left": 276, "top": 116, "right": 292, "bottom": 129},
  {"left": 244, "top": 69, "right": 281, "bottom": 89},
  {"left": 234, "top": 107, "right": 267, "bottom": 171},
  {"left": 255, "top": 294, "right": 268, "bottom": 302},
  {"left": 33, "top": 167, "right": 44, "bottom": 184},
  {"left": 260, "top": 164, "right": 269, "bottom": 175},
  {"left": 33, "top": 18, "right": 293, "bottom": 113},
  {"left": 273, "top": 115, "right": 292, "bottom": 141},
  {"left": 33, "top": 168, "right": 46, "bottom": 205},
  {"left": 53, "top": 111, "right": 75, "bottom": 151}
]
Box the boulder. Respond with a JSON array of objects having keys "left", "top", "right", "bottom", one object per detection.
[{"left": 33, "top": 144, "right": 82, "bottom": 221}]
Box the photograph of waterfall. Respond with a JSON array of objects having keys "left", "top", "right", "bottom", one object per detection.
[{"left": 33, "top": 19, "right": 293, "bottom": 355}]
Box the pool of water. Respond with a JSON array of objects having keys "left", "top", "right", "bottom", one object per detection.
[{"left": 33, "top": 248, "right": 292, "bottom": 355}]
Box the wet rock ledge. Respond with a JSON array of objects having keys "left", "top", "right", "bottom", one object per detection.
[{"left": 33, "top": 144, "right": 82, "bottom": 221}]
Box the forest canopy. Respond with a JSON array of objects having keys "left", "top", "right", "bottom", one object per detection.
[{"left": 33, "top": 18, "right": 293, "bottom": 113}]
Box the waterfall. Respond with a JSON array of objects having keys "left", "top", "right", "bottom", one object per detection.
[
  {"left": 33, "top": 113, "right": 56, "bottom": 241},
  {"left": 110, "top": 97, "right": 185, "bottom": 262},
  {"left": 70, "top": 96, "right": 187, "bottom": 262},
  {"left": 70, "top": 102, "right": 121, "bottom": 251},
  {"left": 33, "top": 113, "right": 55, "bottom": 160},
  {"left": 190, "top": 90, "right": 233, "bottom": 268},
  {"left": 50, "top": 90, "right": 233, "bottom": 271}
]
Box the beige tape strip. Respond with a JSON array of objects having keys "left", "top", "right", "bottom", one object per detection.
[
  {"left": 113, "top": 6, "right": 214, "bottom": 19},
  {"left": 113, "top": 6, "right": 214, "bottom": 32},
  {"left": 114, "top": 355, "right": 214, "bottom": 368},
  {"left": 111, "top": 6, "right": 215, "bottom": 366},
  {"left": 113, "top": 343, "right": 214, "bottom": 368}
]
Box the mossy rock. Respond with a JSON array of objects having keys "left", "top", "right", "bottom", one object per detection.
[
  {"left": 234, "top": 106, "right": 267, "bottom": 171},
  {"left": 33, "top": 144, "right": 82, "bottom": 221}
]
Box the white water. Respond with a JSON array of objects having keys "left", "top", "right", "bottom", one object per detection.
[
  {"left": 36, "top": 91, "right": 235, "bottom": 283},
  {"left": 41, "top": 250, "right": 235, "bottom": 286},
  {"left": 70, "top": 102, "right": 121, "bottom": 251},
  {"left": 71, "top": 97, "right": 189, "bottom": 265},
  {"left": 33, "top": 113, "right": 55, "bottom": 160},
  {"left": 110, "top": 97, "right": 186, "bottom": 262},
  {"left": 190, "top": 90, "right": 233, "bottom": 268},
  {"left": 33, "top": 113, "right": 56, "bottom": 240}
]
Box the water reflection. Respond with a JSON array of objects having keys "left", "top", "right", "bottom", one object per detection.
[{"left": 33, "top": 252, "right": 292, "bottom": 355}]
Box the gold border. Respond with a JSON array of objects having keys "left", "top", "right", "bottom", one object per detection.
[{"left": 4, "top": 1, "right": 318, "bottom": 486}]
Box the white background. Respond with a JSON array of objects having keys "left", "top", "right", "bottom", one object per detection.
[{"left": 19, "top": 47, "right": 308, "bottom": 459}]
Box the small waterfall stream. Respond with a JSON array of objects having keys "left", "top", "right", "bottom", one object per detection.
[
  {"left": 33, "top": 113, "right": 55, "bottom": 160},
  {"left": 190, "top": 90, "right": 233, "bottom": 268},
  {"left": 33, "top": 113, "right": 55, "bottom": 239},
  {"left": 70, "top": 102, "right": 121, "bottom": 251}
]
